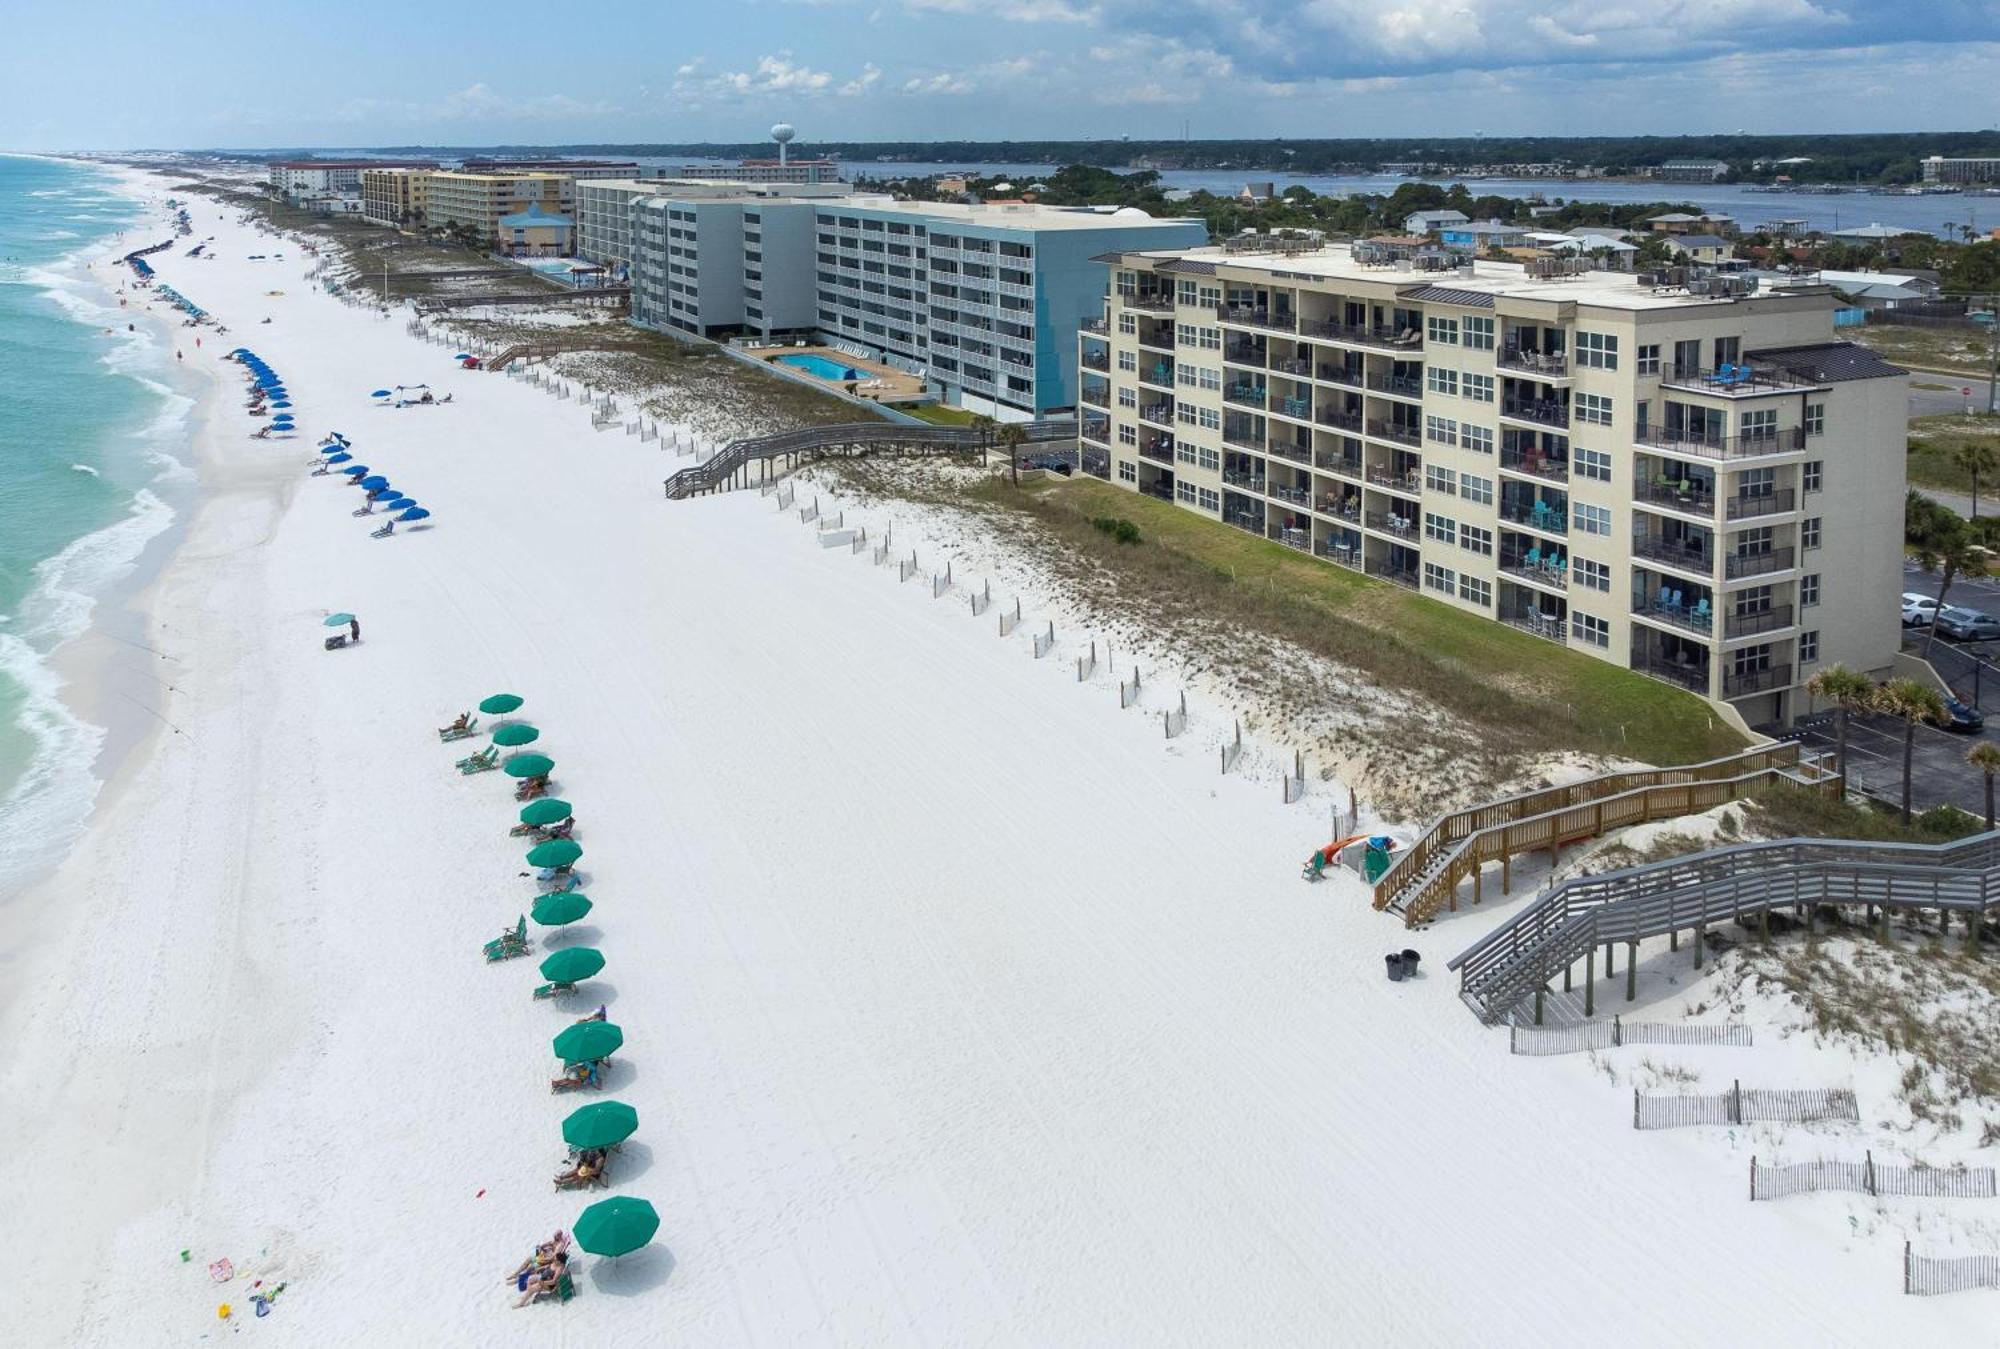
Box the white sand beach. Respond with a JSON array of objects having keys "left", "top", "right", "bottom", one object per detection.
[{"left": 3, "top": 171, "right": 1992, "bottom": 1345}]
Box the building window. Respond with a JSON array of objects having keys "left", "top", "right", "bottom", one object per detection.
[
  {"left": 1424, "top": 562, "right": 1456, "bottom": 593},
  {"left": 1118, "top": 313, "right": 1136, "bottom": 335},
  {"left": 1117, "top": 388, "right": 1137, "bottom": 408},
  {"left": 1427, "top": 367, "right": 1459, "bottom": 397},
  {"left": 1801, "top": 573, "right": 1821, "bottom": 607},
  {"left": 1461, "top": 425, "right": 1494, "bottom": 455},
  {"left": 1176, "top": 480, "right": 1197, "bottom": 503},
  {"left": 1460, "top": 473, "right": 1493, "bottom": 506},
  {"left": 1803, "top": 460, "right": 1823, "bottom": 492},
  {"left": 1117, "top": 424, "right": 1136, "bottom": 445},
  {"left": 1425, "top": 415, "right": 1459, "bottom": 446},
  {"left": 1740, "top": 408, "right": 1778, "bottom": 442},
  {"left": 1198, "top": 446, "right": 1220, "bottom": 469},
  {"left": 1426, "top": 465, "right": 1458, "bottom": 495},
  {"left": 1177, "top": 323, "right": 1200, "bottom": 347},
  {"left": 1802, "top": 516, "right": 1822, "bottom": 549},
  {"left": 1199, "top": 408, "right": 1221, "bottom": 431},
  {"left": 1427, "top": 316, "right": 1459, "bottom": 345},
  {"left": 1575, "top": 557, "right": 1610, "bottom": 591},
  {"left": 1800, "top": 630, "right": 1820, "bottom": 663},
  {"left": 1117, "top": 459, "right": 1136, "bottom": 482},
  {"left": 1462, "top": 373, "right": 1495, "bottom": 403},
  {"left": 1574, "top": 612, "right": 1610, "bottom": 647},
  {"left": 1177, "top": 280, "right": 1199, "bottom": 306},
  {"left": 1804, "top": 403, "right": 1825, "bottom": 437},
  {"left": 1460, "top": 524, "right": 1493, "bottom": 557},
  {"left": 1575, "top": 448, "right": 1611, "bottom": 482},
  {"left": 1577, "top": 332, "right": 1619, "bottom": 370},
  {"left": 1198, "top": 285, "right": 1221, "bottom": 309},
  {"left": 1462, "top": 316, "right": 1494, "bottom": 351},
  {"left": 1574, "top": 503, "right": 1612, "bottom": 536},
  {"left": 1177, "top": 402, "right": 1199, "bottom": 426},
  {"left": 1197, "top": 486, "right": 1219, "bottom": 511},
  {"left": 1575, "top": 393, "right": 1613, "bottom": 426},
  {"left": 1458, "top": 574, "right": 1492, "bottom": 606},
  {"left": 1117, "top": 350, "right": 1136, "bottom": 372},
  {"left": 1424, "top": 512, "right": 1458, "bottom": 546},
  {"left": 1198, "top": 327, "right": 1221, "bottom": 351},
  {"left": 1636, "top": 343, "right": 1660, "bottom": 376}
]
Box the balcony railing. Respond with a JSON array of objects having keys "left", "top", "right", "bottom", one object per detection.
[
  {"left": 1225, "top": 385, "right": 1269, "bottom": 407},
  {"left": 1081, "top": 450, "right": 1110, "bottom": 480},
  {"left": 1662, "top": 365, "right": 1823, "bottom": 397},
  {"left": 1724, "top": 663, "right": 1793, "bottom": 698},
  {"left": 1217, "top": 304, "right": 1298, "bottom": 333},
  {"left": 1499, "top": 447, "right": 1570, "bottom": 483},
  {"left": 1139, "top": 402, "right": 1175, "bottom": 428},
  {"left": 1499, "top": 552, "right": 1567, "bottom": 590},
  {"left": 1498, "top": 346, "right": 1569, "bottom": 378},
  {"left": 1635, "top": 598, "right": 1714, "bottom": 636},
  {"left": 1270, "top": 356, "right": 1312, "bottom": 377},
  {"left": 1269, "top": 441, "right": 1312, "bottom": 466},
  {"left": 1500, "top": 395, "right": 1570, "bottom": 428},
  {"left": 1726, "top": 604, "right": 1796, "bottom": 639},
  {"left": 1080, "top": 387, "right": 1109, "bottom": 409},
  {"left": 1316, "top": 452, "right": 1363, "bottom": 477},
  {"left": 1138, "top": 367, "right": 1177, "bottom": 390},
  {"left": 1633, "top": 479, "right": 1716, "bottom": 515},
  {"left": 1502, "top": 613, "right": 1568, "bottom": 644},
  {"left": 1222, "top": 470, "right": 1267, "bottom": 491},
  {"left": 1724, "top": 488, "right": 1798, "bottom": 520},
  {"left": 1223, "top": 430, "right": 1264, "bottom": 454},
  {"left": 1126, "top": 292, "right": 1174, "bottom": 313},
  {"left": 1081, "top": 317, "right": 1109, "bottom": 336},
  {"left": 1317, "top": 408, "right": 1363, "bottom": 433},
  {"left": 1080, "top": 352, "right": 1109, "bottom": 371},
  {"left": 1635, "top": 657, "right": 1712, "bottom": 695},
  {"left": 1224, "top": 344, "right": 1266, "bottom": 367},
  {"left": 1273, "top": 395, "right": 1313, "bottom": 420},
  {"left": 1317, "top": 363, "right": 1362, "bottom": 389},
  {"left": 1634, "top": 426, "right": 1807, "bottom": 461},
  {"left": 1080, "top": 417, "right": 1111, "bottom": 444},
  {"left": 1367, "top": 372, "right": 1424, "bottom": 399},
  {"left": 1633, "top": 534, "right": 1713, "bottom": 574},
  {"left": 1500, "top": 500, "right": 1569, "bottom": 535},
  {"left": 1725, "top": 545, "right": 1797, "bottom": 580},
  {"left": 1367, "top": 468, "right": 1422, "bottom": 496},
  {"left": 1366, "top": 419, "right": 1420, "bottom": 447},
  {"left": 1268, "top": 483, "right": 1312, "bottom": 507},
  {"left": 1318, "top": 495, "right": 1362, "bottom": 521},
  {"left": 1303, "top": 319, "right": 1422, "bottom": 352},
  {"left": 1138, "top": 441, "right": 1176, "bottom": 465},
  {"left": 1137, "top": 328, "right": 1175, "bottom": 352},
  {"left": 1364, "top": 558, "right": 1420, "bottom": 589},
  {"left": 1365, "top": 510, "right": 1416, "bottom": 537}
]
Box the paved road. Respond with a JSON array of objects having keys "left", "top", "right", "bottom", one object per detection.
[{"left": 1906, "top": 372, "right": 1995, "bottom": 419}]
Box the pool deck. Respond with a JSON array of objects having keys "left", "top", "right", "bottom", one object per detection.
[{"left": 744, "top": 344, "right": 927, "bottom": 405}]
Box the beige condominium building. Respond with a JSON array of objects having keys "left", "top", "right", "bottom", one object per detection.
[
  {"left": 359, "top": 167, "right": 431, "bottom": 227},
  {"left": 422, "top": 171, "right": 572, "bottom": 243},
  {"left": 1079, "top": 241, "right": 1906, "bottom": 726}
]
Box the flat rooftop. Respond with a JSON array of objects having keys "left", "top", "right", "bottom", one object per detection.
[{"left": 1112, "top": 241, "right": 1829, "bottom": 311}]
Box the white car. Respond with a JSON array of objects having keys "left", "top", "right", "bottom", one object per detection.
[{"left": 1902, "top": 592, "right": 1939, "bottom": 627}]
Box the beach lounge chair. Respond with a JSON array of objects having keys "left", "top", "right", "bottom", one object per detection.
[
  {"left": 1692, "top": 598, "right": 1712, "bottom": 628},
  {"left": 484, "top": 916, "right": 528, "bottom": 962},
  {"left": 549, "top": 1061, "right": 603, "bottom": 1093},
  {"left": 369, "top": 519, "right": 395, "bottom": 539},
  {"left": 522, "top": 1270, "right": 576, "bottom": 1305},
  {"left": 534, "top": 980, "right": 579, "bottom": 1000},
  {"left": 438, "top": 715, "right": 478, "bottom": 743},
  {"left": 538, "top": 870, "right": 580, "bottom": 894},
  {"left": 458, "top": 746, "right": 500, "bottom": 774},
  {"left": 515, "top": 775, "right": 551, "bottom": 801}
]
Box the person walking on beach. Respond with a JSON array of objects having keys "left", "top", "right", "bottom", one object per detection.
[{"left": 349, "top": 617, "right": 361, "bottom": 644}]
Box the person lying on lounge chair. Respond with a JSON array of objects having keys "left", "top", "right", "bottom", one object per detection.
[
  {"left": 441, "top": 712, "right": 471, "bottom": 734},
  {"left": 574, "top": 1004, "right": 607, "bottom": 1026},
  {"left": 507, "top": 1231, "right": 569, "bottom": 1286},
  {"left": 515, "top": 1253, "right": 569, "bottom": 1306},
  {"left": 553, "top": 1150, "right": 605, "bottom": 1188},
  {"left": 550, "top": 1060, "right": 602, "bottom": 1091}
]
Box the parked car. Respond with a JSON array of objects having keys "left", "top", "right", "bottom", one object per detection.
[
  {"left": 1934, "top": 606, "right": 2000, "bottom": 642},
  {"left": 1942, "top": 697, "right": 1985, "bottom": 734},
  {"left": 1901, "top": 592, "right": 1939, "bottom": 627}
]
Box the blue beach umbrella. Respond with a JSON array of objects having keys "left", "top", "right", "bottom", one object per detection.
[
  {"left": 374, "top": 495, "right": 410, "bottom": 512},
  {"left": 271, "top": 412, "right": 296, "bottom": 422},
  {"left": 228, "top": 348, "right": 247, "bottom": 358},
  {"left": 269, "top": 400, "right": 293, "bottom": 410},
  {"left": 324, "top": 452, "right": 352, "bottom": 464},
  {"left": 320, "top": 443, "right": 347, "bottom": 455},
  {"left": 340, "top": 465, "right": 370, "bottom": 477},
  {"left": 398, "top": 507, "right": 431, "bottom": 522},
  {"left": 453, "top": 352, "right": 471, "bottom": 360},
  {"left": 370, "top": 389, "right": 391, "bottom": 398},
  {"left": 359, "top": 475, "right": 389, "bottom": 491}
]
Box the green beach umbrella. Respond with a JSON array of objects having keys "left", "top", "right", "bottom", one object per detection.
[
  {"left": 552, "top": 1019, "right": 623, "bottom": 1064},
  {"left": 562, "top": 1100, "right": 638, "bottom": 1151},
  {"left": 492, "top": 723, "right": 540, "bottom": 748},
  {"left": 532, "top": 891, "right": 593, "bottom": 926},
  {"left": 479, "top": 693, "right": 524, "bottom": 715},
  {"left": 540, "top": 946, "right": 605, "bottom": 984},
  {"left": 503, "top": 752, "right": 554, "bottom": 779},
  {"left": 526, "top": 839, "right": 582, "bottom": 869},
  {"left": 573, "top": 1196, "right": 659, "bottom": 1258},
  {"left": 323, "top": 613, "right": 355, "bottom": 627},
  {"left": 519, "top": 798, "right": 572, "bottom": 827}
]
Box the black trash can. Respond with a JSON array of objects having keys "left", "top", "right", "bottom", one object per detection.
[
  {"left": 1385, "top": 952, "right": 1405, "bottom": 982},
  {"left": 1401, "top": 949, "right": 1421, "bottom": 977}
]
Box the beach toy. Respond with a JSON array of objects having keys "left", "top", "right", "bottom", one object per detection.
[
  {"left": 218, "top": 1304, "right": 232, "bottom": 1319},
  {"left": 209, "top": 1257, "right": 234, "bottom": 1282},
  {"left": 180, "top": 1249, "right": 190, "bottom": 1262}
]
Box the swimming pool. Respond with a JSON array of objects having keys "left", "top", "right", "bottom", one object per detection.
[{"left": 774, "top": 352, "right": 864, "bottom": 382}]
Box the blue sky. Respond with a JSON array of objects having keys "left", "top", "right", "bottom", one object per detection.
[{"left": 4, "top": 1, "right": 1998, "bottom": 149}]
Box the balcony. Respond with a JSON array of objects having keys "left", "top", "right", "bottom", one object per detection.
[
  {"left": 1303, "top": 319, "right": 1422, "bottom": 352},
  {"left": 1318, "top": 494, "right": 1362, "bottom": 522},
  {"left": 1500, "top": 395, "right": 1570, "bottom": 428},
  {"left": 1498, "top": 347, "right": 1569, "bottom": 379},
  {"left": 1364, "top": 558, "right": 1420, "bottom": 589},
  {"left": 1222, "top": 470, "right": 1268, "bottom": 492},
  {"left": 1633, "top": 534, "right": 1713, "bottom": 575},
  {"left": 1499, "top": 548, "right": 1567, "bottom": 591},
  {"left": 1725, "top": 545, "right": 1797, "bottom": 580},
  {"left": 1500, "top": 499, "right": 1568, "bottom": 536},
  {"left": 1272, "top": 394, "right": 1314, "bottom": 422},
  {"left": 1223, "top": 429, "right": 1265, "bottom": 454},
  {"left": 1502, "top": 612, "right": 1568, "bottom": 644},
  {"left": 1126, "top": 292, "right": 1174, "bottom": 313},
  {"left": 1636, "top": 657, "right": 1712, "bottom": 696},
  {"left": 1724, "top": 488, "right": 1798, "bottom": 521},
  {"left": 1268, "top": 481, "right": 1312, "bottom": 507},
  {"left": 1365, "top": 510, "right": 1417, "bottom": 538},
  {"left": 1661, "top": 365, "right": 1824, "bottom": 398},
  {"left": 1080, "top": 416, "right": 1111, "bottom": 444},
  {"left": 1367, "top": 467, "right": 1421, "bottom": 497},
  {"left": 1139, "top": 365, "right": 1177, "bottom": 392},
  {"left": 1634, "top": 479, "right": 1716, "bottom": 516},
  {"left": 1224, "top": 343, "right": 1266, "bottom": 368},
  {"left": 1316, "top": 451, "right": 1363, "bottom": 477},
  {"left": 1634, "top": 426, "right": 1807, "bottom": 461},
  {"left": 1269, "top": 356, "right": 1312, "bottom": 377},
  {"left": 1635, "top": 595, "right": 1714, "bottom": 637},
  {"left": 1724, "top": 663, "right": 1793, "bottom": 698},
  {"left": 1499, "top": 446, "right": 1570, "bottom": 484},
  {"left": 1080, "top": 351, "right": 1110, "bottom": 372},
  {"left": 1081, "top": 317, "right": 1109, "bottom": 336},
  {"left": 1138, "top": 326, "right": 1175, "bottom": 353},
  {"left": 1316, "top": 363, "right": 1362, "bottom": 389},
  {"left": 1081, "top": 449, "right": 1110, "bottom": 480},
  {"left": 1080, "top": 385, "right": 1109, "bottom": 409},
  {"left": 1225, "top": 383, "right": 1269, "bottom": 409},
  {"left": 1726, "top": 604, "right": 1796, "bottom": 640},
  {"left": 1317, "top": 408, "right": 1363, "bottom": 434},
  {"left": 1366, "top": 419, "right": 1420, "bottom": 447},
  {"left": 1138, "top": 440, "right": 1176, "bottom": 466},
  {"left": 1367, "top": 372, "right": 1424, "bottom": 400},
  {"left": 1139, "top": 401, "right": 1175, "bottom": 428},
  {"left": 1217, "top": 304, "right": 1298, "bottom": 333}
]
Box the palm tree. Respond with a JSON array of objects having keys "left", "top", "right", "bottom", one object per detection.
[
  {"left": 1952, "top": 440, "right": 1999, "bottom": 518},
  {"left": 1875, "top": 678, "right": 1948, "bottom": 823},
  {"left": 1915, "top": 519, "right": 1985, "bottom": 658},
  {"left": 967, "top": 412, "right": 996, "bottom": 469},
  {"left": 996, "top": 422, "right": 1027, "bottom": 487},
  {"left": 1804, "top": 664, "right": 1874, "bottom": 781},
  {"left": 1968, "top": 741, "right": 2000, "bottom": 829}
]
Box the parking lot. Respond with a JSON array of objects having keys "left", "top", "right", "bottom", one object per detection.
[{"left": 1789, "top": 704, "right": 1993, "bottom": 820}]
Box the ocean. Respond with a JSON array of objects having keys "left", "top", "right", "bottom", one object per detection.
[{"left": 0, "top": 155, "right": 193, "bottom": 884}]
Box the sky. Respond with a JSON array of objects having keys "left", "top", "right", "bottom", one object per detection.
[{"left": 3, "top": 0, "right": 1998, "bottom": 150}]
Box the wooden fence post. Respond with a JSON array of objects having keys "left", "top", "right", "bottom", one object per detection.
[
  {"left": 1632, "top": 1087, "right": 1639, "bottom": 1129},
  {"left": 1750, "top": 1156, "right": 1756, "bottom": 1202},
  {"left": 1626, "top": 943, "right": 1637, "bottom": 1002},
  {"left": 1732, "top": 1079, "right": 1743, "bottom": 1124},
  {"left": 1585, "top": 946, "right": 1595, "bottom": 1017},
  {"left": 1865, "top": 1150, "right": 1876, "bottom": 1197}
]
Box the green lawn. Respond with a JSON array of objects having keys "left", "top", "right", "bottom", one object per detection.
[
  {"left": 1907, "top": 412, "right": 2000, "bottom": 495},
  {"left": 1023, "top": 479, "right": 1746, "bottom": 767},
  {"left": 903, "top": 403, "right": 981, "bottom": 426}
]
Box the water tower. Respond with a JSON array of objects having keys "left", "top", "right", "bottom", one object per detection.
[{"left": 771, "top": 122, "right": 796, "bottom": 167}]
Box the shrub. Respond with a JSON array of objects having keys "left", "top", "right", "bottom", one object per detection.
[{"left": 1090, "top": 515, "right": 1142, "bottom": 545}]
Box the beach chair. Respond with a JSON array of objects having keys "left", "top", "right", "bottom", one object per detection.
[
  {"left": 1692, "top": 597, "right": 1712, "bottom": 628},
  {"left": 515, "top": 776, "right": 551, "bottom": 802},
  {"left": 369, "top": 520, "right": 395, "bottom": 539},
  {"left": 522, "top": 1269, "right": 577, "bottom": 1305},
  {"left": 533, "top": 980, "right": 579, "bottom": 1001},
  {"left": 437, "top": 716, "right": 478, "bottom": 743},
  {"left": 458, "top": 746, "right": 499, "bottom": 774},
  {"left": 1523, "top": 546, "right": 1542, "bottom": 571},
  {"left": 549, "top": 1061, "right": 602, "bottom": 1094},
  {"left": 484, "top": 916, "right": 528, "bottom": 963}
]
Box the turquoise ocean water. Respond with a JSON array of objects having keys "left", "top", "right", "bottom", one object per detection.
[{"left": 0, "top": 155, "right": 193, "bottom": 882}]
